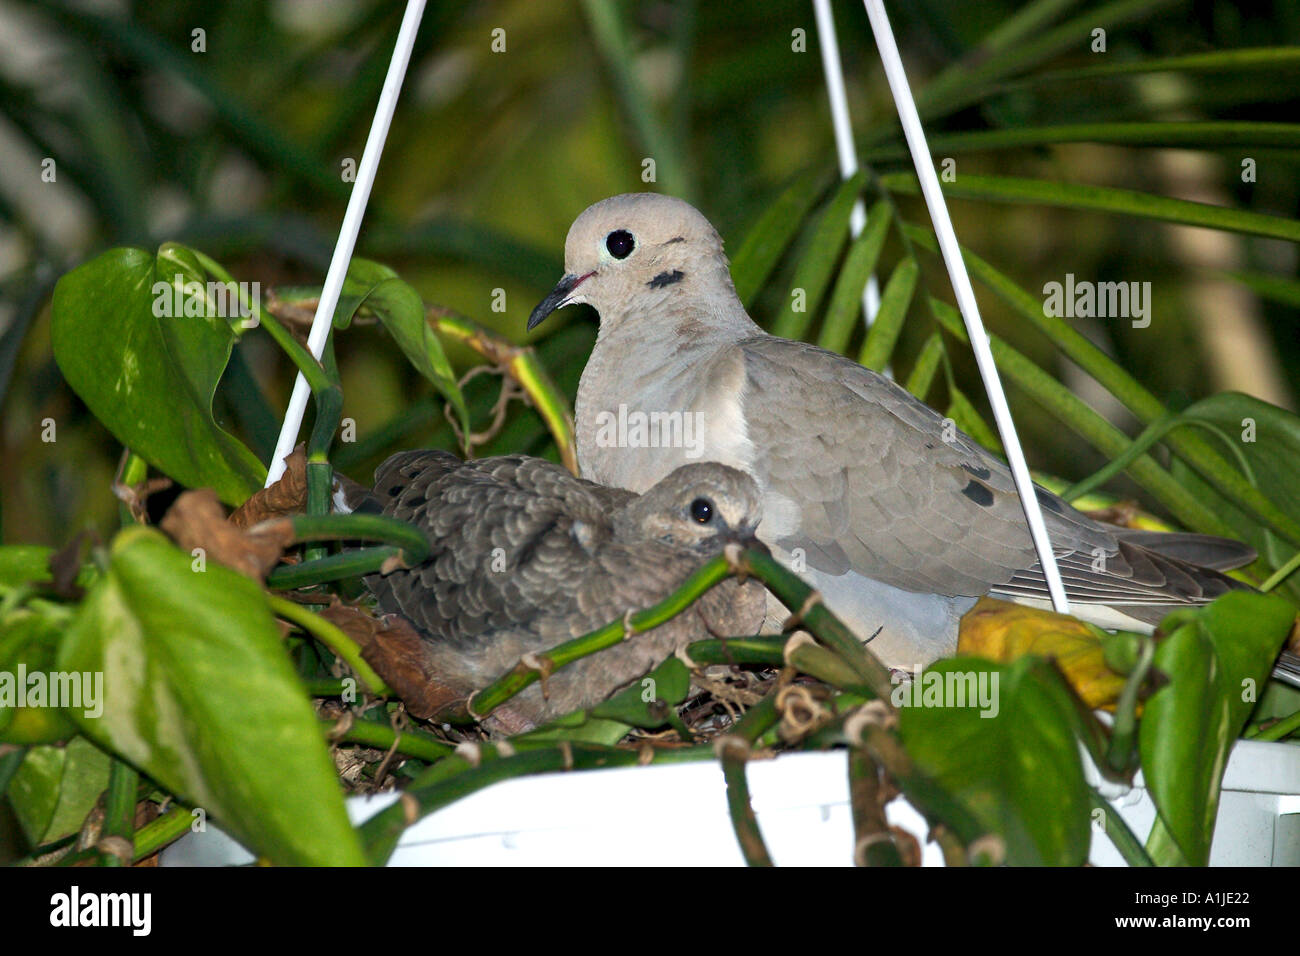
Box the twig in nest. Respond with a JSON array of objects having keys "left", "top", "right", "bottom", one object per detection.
[
  {"left": 443, "top": 364, "right": 526, "bottom": 459},
  {"left": 111, "top": 449, "right": 173, "bottom": 524}
]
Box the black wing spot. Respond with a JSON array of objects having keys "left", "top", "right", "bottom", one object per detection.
[
  {"left": 1034, "top": 487, "right": 1064, "bottom": 514},
  {"left": 647, "top": 270, "right": 685, "bottom": 289},
  {"left": 961, "top": 462, "right": 992, "bottom": 480},
  {"left": 961, "top": 479, "right": 995, "bottom": 507}
]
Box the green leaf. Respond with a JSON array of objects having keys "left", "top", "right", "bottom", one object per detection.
[
  {"left": 0, "top": 546, "right": 57, "bottom": 589},
  {"left": 513, "top": 715, "right": 632, "bottom": 747},
  {"left": 51, "top": 245, "right": 266, "bottom": 505},
  {"left": 1022, "top": 46, "right": 1300, "bottom": 87},
  {"left": 772, "top": 173, "right": 865, "bottom": 340},
  {"left": 730, "top": 169, "right": 832, "bottom": 308},
  {"left": 57, "top": 526, "right": 365, "bottom": 866},
  {"left": 883, "top": 172, "right": 1300, "bottom": 243},
  {"left": 816, "top": 202, "right": 892, "bottom": 355},
  {"left": 1229, "top": 270, "right": 1300, "bottom": 310},
  {"left": 908, "top": 0, "right": 1182, "bottom": 122},
  {"left": 0, "top": 608, "right": 79, "bottom": 745},
  {"left": 1069, "top": 393, "right": 1300, "bottom": 597},
  {"left": 904, "top": 332, "right": 945, "bottom": 401},
  {"left": 858, "top": 256, "right": 918, "bottom": 372},
  {"left": 333, "top": 258, "right": 469, "bottom": 440},
  {"left": 7, "top": 736, "right": 111, "bottom": 847},
  {"left": 864, "top": 122, "right": 1300, "bottom": 163},
  {"left": 898, "top": 657, "right": 1091, "bottom": 865},
  {"left": 946, "top": 387, "right": 1004, "bottom": 456},
  {"left": 1140, "top": 592, "right": 1295, "bottom": 865},
  {"left": 590, "top": 656, "right": 692, "bottom": 729},
  {"left": 907, "top": 228, "right": 1290, "bottom": 547}
]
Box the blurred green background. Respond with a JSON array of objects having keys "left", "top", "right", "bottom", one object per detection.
[{"left": 2, "top": 0, "right": 1298, "bottom": 548}]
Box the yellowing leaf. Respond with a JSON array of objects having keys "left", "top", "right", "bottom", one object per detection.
[{"left": 958, "top": 597, "right": 1127, "bottom": 708}]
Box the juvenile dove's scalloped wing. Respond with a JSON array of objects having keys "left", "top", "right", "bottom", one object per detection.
[
  {"left": 735, "top": 336, "right": 1245, "bottom": 609},
  {"left": 366, "top": 452, "right": 710, "bottom": 650},
  {"left": 366, "top": 454, "right": 634, "bottom": 647}
]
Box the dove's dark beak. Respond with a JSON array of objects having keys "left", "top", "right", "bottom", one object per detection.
[{"left": 527, "top": 272, "right": 594, "bottom": 331}]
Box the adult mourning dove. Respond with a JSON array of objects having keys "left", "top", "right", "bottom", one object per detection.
[
  {"left": 526, "top": 193, "right": 1264, "bottom": 673},
  {"left": 343, "top": 451, "right": 766, "bottom": 732}
]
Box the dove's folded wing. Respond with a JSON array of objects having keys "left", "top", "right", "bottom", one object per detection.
[{"left": 736, "top": 336, "right": 1245, "bottom": 612}]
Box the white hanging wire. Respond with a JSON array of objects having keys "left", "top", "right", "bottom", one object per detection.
[
  {"left": 812, "top": 0, "right": 881, "bottom": 325},
  {"left": 860, "top": 0, "right": 1071, "bottom": 614},
  {"left": 265, "top": 0, "right": 428, "bottom": 485}
]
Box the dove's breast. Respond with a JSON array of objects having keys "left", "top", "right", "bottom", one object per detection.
[{"left": 576, "top": 332, "right": 754, "bottom": 493}]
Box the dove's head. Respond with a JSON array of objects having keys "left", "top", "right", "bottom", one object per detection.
[
  {"left": 527, "top": 193, "right": 740, "bottom": 333},
  {"left": 616, "top": 462, "right": 764, "bottom": 557}
]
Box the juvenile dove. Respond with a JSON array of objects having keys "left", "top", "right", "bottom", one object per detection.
[
  {"left": 527, "top": 193, "right": 1263, "bottom": 672},
  {"left": 344, "top": 451, "right": 766, "bottom": 732}
]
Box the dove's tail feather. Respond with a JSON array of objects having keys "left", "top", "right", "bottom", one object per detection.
[
  {"left": 1113, "top": 529, "right": 1256, "bottom": 572},
  {"left": 1275, "top": 651, "right": 1300, "bottom": 690},
  {"left": 993, "top": 535, "right": 1252, "bottom": 626}
]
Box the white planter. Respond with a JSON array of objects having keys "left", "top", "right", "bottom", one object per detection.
[{"left": 160, "top": 738, "right": 1300, "bottom": 866}]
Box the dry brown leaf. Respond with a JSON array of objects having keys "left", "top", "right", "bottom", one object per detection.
[
  {"left": 160, "top": 489, "right": 294, "bottom": 582},
  {"left": 317, "top": 599, "right": 469, "bottom": 721},
  {"left": 230, "top": 444, "right": 309, "bottom": 529},
  {"left": 958, "top": 597, "right": 1127, "bottom": 709}
]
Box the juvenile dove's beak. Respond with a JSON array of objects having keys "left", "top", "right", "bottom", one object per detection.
[
  {"left": 527, "top": 272, "right": 594, "bottom": 331},
  {"left": 728, "top": 530, "right": 769, "bottom": 557}
]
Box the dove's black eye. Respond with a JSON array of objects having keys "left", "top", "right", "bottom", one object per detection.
[
  {"left": 690, "top": 498, "right": 714, "bottom": 524},
  {"left": 606, "top": 230, "right": 635, "bottom": 259}
]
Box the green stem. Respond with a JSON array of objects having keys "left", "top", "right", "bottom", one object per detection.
[
  {"left": 192, "top": 248, "right": 343, "bottom": 469},
  {"left": 288, "top": 513, "right": 430, "bottom": 563},
  {"left": 1106, "top": 635, "right": 1155, "bottom": 775},
  {"left": 744, "top": 550, "right": 895, "bottom": 699},
  {"left": 1260, "top": 551, "right": 1300, "bottom": 593},
  {"left": 304, "top": 678, "right": 352, "bottom": 697},
  {"left": 717, "top": 736, "right": 773, "bottom": 867},
  {"left": 265, "top": 511, "right": 432, "bottom": 590},
  {"left": 1063, "top": 413, "right": 1259, "bottom": 504},
  {"left": 267, "top": 595, "right": 391, "bottom": 695},
  {"left": 848, "top": 748, "right": 903, "bottom": 866},
  {"left": 98, "top": 759, "right": 139, "bottom": 867},
  {"left": 685, "top": 636, "right": 788, "bottom": 666},
  {"left": 267, "top": 546, "right": 404, "bottom": 590},
  {"left": 470, "top": 547, "right": 894, "bottom": 719},
  {"left": 430, "top": 308, "right": 579, "bottom": 475},
  {"left": 326, "top": 717, "right": 453, "bottom": 762},
  {"left": 132, "top": 807, "right": 197, "bottom": 862},
  {"left": 1090, "top": 787, "right": 1155, "bottom": 867},
  {"left": 468, "top": 553, "right": 736, "bottom": 716},
  {"left": 1248, "top": 708, "right": 1300, "bottom": 742}
]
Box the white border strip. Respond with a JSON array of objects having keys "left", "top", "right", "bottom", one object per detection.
[
  {"left": 812, "top": 0, "right": 880, "bottom": 323},
  {"left": 861, "top": 0, "right": 1070, "bottom": 613},
  {"left": 265, "top": 0, "right": 429, "bottom": 485}
]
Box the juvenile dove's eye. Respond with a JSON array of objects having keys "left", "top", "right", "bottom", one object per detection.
[
  {"left": 606, "top": 230, "right": 635, "bottom": 259},
  {"left": 690, "top": 498, "right": 714, "bottom": 524}
]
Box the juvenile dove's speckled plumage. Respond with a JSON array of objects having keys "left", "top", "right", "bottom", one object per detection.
[
  {"left": 355, "top": 451, "right": 766, "bottom": 730},
  {"left": 527, "top": 193, "right": 1259, "bottom": 671}
]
